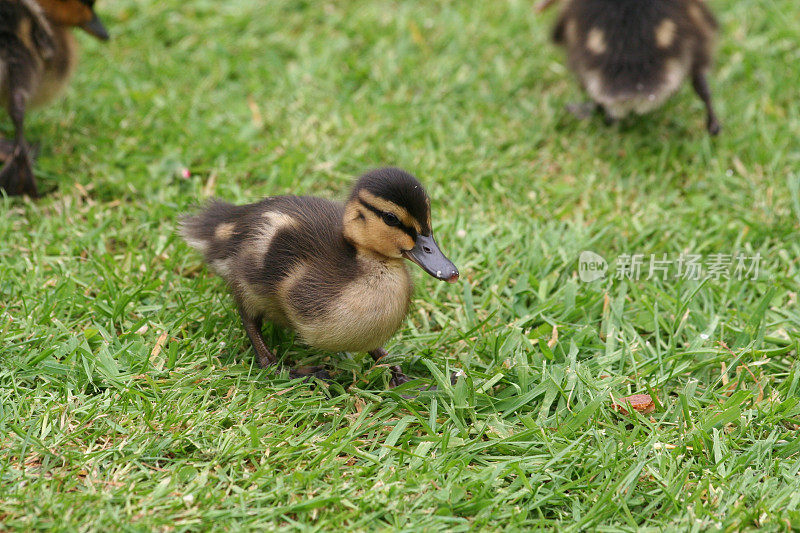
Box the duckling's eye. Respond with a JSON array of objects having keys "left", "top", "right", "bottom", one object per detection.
[{"left": 382, "top": 212, "right": 400, "bottom": 227}]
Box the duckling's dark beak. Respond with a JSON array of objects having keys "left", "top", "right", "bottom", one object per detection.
[
  {"left": 403, "top": 234, "right": 459, "bottom": 283},
  {"left": 81, "top": 13, "right": 110, "bottom": 41}
]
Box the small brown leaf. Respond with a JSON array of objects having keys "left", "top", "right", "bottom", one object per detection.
[{"left": 613, "top": 394, "right": 655, "bottom": 415}]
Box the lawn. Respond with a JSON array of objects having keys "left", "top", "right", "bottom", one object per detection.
[{"left": 2, "top": 0, "right": 800, "bottom": 530}]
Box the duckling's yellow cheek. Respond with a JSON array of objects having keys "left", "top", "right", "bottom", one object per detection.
[{"left": 398, "top": 234, "right": 415, "bottom": 252}]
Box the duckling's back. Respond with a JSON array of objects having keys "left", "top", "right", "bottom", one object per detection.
[
  {"left": 180, "top": 196, "right": 358, "bottom": 318},
  {"left": 1, "top": 1, "right": 49, "bottom": 103},
  {"left": 554, "top": 0, "right": 718, "bottom": 117}
]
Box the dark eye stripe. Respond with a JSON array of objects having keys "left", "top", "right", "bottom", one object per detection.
[{"left": 358, "top": 200, "right": 417, "bottom": 239}]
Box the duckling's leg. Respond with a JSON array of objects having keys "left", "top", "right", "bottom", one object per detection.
[
  {"left": 238, "top": 311, "right": 277, "bottom": 368},
  {"left": 0, "top": 139, "right": 15, "bottom": 161},
  {"left": 369, "top": 348, "right": 410, "bottom": 388},
  {"left": 0, "top": 90, "right": 38, "bottom": 197},
  {"left": 691, "top": 69, "right": 721, "bottom": 135},
  {"left": 238, "top": 308, "right": 330, "bottom": 380}
]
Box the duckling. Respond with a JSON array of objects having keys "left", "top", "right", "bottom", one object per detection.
[
  {"left": 0, "top": 0, "right": 109, "bottom": 197},
  {"left": 548, "top": 0, "right": 721, "bottom": 134},
  {"left": 180, "top": 167, "right": 459, "bottom": 386}
]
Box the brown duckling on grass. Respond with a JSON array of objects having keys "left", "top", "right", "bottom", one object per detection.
[
  {"left": 0, "top": 0, "right": 108, "bottom": 197},
  {"left": 180, "top": 168, "right": 459, "bottom": 387},
  {"left": 544, "top": 0, "right": 721, "bottom": 134}
]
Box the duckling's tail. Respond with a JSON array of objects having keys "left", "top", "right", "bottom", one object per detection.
[{"left": 178, "top": 199, "right": 238, "bottom": 257}]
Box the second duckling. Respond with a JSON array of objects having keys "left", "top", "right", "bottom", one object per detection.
[
  {"left": 0, "top": 0, "right": 109, "bottom": 196},
  {"left": 550, "top": 0, "right": 721, "bottom": 134},
  {"left": 180, "top": 168, "right": 459, "bottom": 387}
]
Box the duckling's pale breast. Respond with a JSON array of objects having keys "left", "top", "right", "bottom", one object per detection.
[
  {"left": 579, "top": 52, "right": 691, "bottom": 119},
  {"left": 286, "top": 256, "right": 413, "bottom": 353}
]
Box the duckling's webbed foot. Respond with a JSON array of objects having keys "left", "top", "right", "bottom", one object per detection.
[
  {"left": 369, "top": 348, "right": 411, "bottom": 388},
  {"left": 388, "top": 366, "right": 411, "bottom": 388},
  {"left": 1, "top": 139, "right": 40, "bottom": 163},
  {"left": 238, "top": 310, "right": 277, "bottom": 368},
  {"left": 691, "top": 70, "right": 721, "bottom": 135},
  {"left": 289, "top": 365, "right": 331, "bottom": 381},
  {"left": 0, "top": 145, "right": 37, "bottom": 197}
]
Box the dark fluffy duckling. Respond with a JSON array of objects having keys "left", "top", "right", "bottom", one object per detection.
[
  {"left": 0, "top": 0, "right": 109, "bottom": 197},
  {"left": 549, "top": 0, "right": 721, "bottom": 134},
  {"left": 180, "top": 168, "right": 459, "bottom": 386}
]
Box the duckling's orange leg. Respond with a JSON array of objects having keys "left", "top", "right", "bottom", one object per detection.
[
  {"left": 691, "top": 69, "right": 721, "bottom": 135},
  {"left": 0, "top": 90, "right": 38, "bottom": 197},
  {"left": 369, "top": 348, "right": 410, "bottom": 388}
]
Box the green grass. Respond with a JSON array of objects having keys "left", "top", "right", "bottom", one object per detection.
[{"left": 2, "top": 0, "right": 800, "bottom": 529}]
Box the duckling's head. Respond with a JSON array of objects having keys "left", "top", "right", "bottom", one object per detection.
[
  {"left": 343, "top": 168, "right": 459, "bottom": 283},
  {"left": 36, "top": 0, "right": 109, "bottom": 41}
]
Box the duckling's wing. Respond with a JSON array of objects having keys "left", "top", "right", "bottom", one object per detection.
[
  {"left": 252, "top": 196, "right": 356, "bottom": 292},
  {"left": 0, "top": 0, "right": 46, "bottom": 101},
  {"left": 0, "top": 1, "right": 55, "bottom": 63},
  {"left": 181, "top": 195, "right": 353, "bottom": 288}
]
